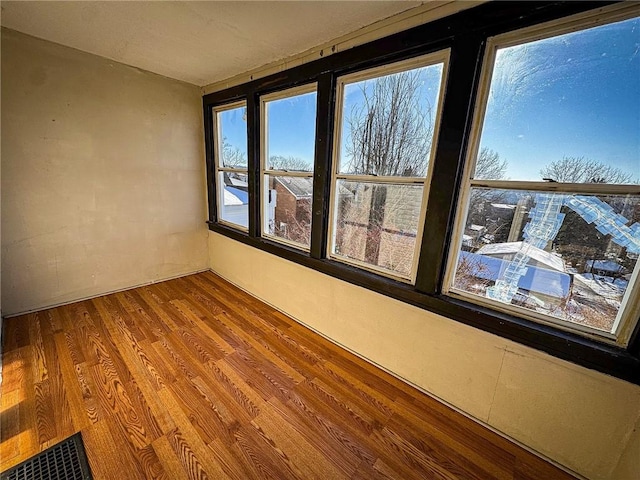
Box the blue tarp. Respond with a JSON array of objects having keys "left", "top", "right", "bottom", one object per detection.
[
  {"left": 586, "top": 260, "right": 624, "bottom": 274},
  {"left": 459, "top": 251, "right": 572, "bottom": 299}
]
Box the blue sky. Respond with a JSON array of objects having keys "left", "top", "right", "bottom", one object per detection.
[
  {"left": 479, "top": 16, "right": 640, "bottom": 181},
  {"left": 220, "top": 15, "right": 639, "bottom": 181},
  {"left": 265, "top": 91, "right": 317, "bottom": 168},
  {"left": 339, "top": 63, "right": 444, "bottom": 175},
  {"left": 218, "top": 106, "right": 248, "bottom": 166},
  {"left": 217, "top": 92, "right": 318, "bottom": 168}
]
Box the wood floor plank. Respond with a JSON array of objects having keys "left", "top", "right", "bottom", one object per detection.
[
  {"left": 68, "top": 301, "right": 99, "bottom": 331},
  {"left": 1, "top": 401, "right": 38, "bottom": 472},
  {"left": 268, "top": 395, "right": 372, "bottom": 477},
  {"left": 251, "top": 403, "right": 349, "bottom": 480},
  {"left": 81, "top": 422, "right": 114, "bottom": 480},
  {"left": 391, "top": 396, "right": 516, "bottom": 479},
  {"left": 224, "top": 349, "right": 294, "bottom": 403},
  {"left": 1, "top": 272, "right": 577, "bottom": 480},
  {"left": 28, "top": 318, "right": 48, "bottom": 383},
  {"left": 73, "top": 362, "right": 105, "bottom": 425},
  {"left": 165, "top": 378, "right": 229, "bottom": 445},
  {"left": 157, "top": 389, "right": 232, "bottom": 480},
  {"left": 318, "top": 361, "right": 396, "bottom": 420},
  {"left": 166, "top": 428, "right": 212, "bottom": 480},
  {"left": 64, "top": 329, "right": 87, "bottom": 367},
  {"left": 139, "top": 339, "right": 177, "bottom": 388},
  {"left": 87, "top": 355, "right": 152, "bottom": 450},
  {"left": 370, "top": 426, "right": 478, "bottom": 480},
  {"left": 514, "top": 455, "right": 577, "bottom": 480},
  {"left": 0, "top": 348, "right": 27, "bottom": 393},
  {"left": 37, "top": 310, "right": 62, "bottom": 338},
  {"left": 381, "top": 414, "right": 495, "bottom": 480},
  {"left": 223, "top": 423, "right": 301, "bottom": 480},
  {"left": 40, "top": 327, "right": 75, "bottom": 445},
  {"left": 176, "top": 325, "right": 227, "bottom": 365},
  {"left": 105, "top": 416, "right": 150, "bottom": 479},
  {"left": 131, "top": 289, "right": 182, "bottom": 333},
  {"left": 95, "top": 300, "right": 175, "bottom": 436},
  {"left": 189, "top": 375, "right": 249, "bottom": 441},
  {"left": 0, "top": 389, "right": 22, "bottom": 464},
  {"left": 136, "top": 443, "right": 168, "bottom": 480},
  {"left": 52, "top": 333, "right": 92, "bottom": 432},
  {"left": 294, "top": 378, "right": 381, "bottom": 439},
  {"left": 33, "top": 380, "right": 57, "bottom": 445},
  {"left": 213, "top": 360, "right": 265, "bottom": 417},
  {"left": 2, "top": 316, "right": 30, "bottom": 353},
  {"left": 207, "top": 436, "right": 265, "bottom": 480},
  {"left": 152, "top": 435, "right": 191, "bottom": 480}
]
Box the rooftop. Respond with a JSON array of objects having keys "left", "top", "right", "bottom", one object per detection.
[
  {"left": 477, "top": 242, "right": 565, "bottom": 273},
  {"left": 459, "top": 251, "right": 572, "bottom": 299}
]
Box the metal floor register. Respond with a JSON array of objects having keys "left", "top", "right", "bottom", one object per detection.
[{"left": 0, "top": 434, "right": 93, "bottom": 480}]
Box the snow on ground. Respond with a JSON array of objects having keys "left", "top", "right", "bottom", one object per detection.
[{"left": 573, "top": 273, "right": 627, "bottom": 300}]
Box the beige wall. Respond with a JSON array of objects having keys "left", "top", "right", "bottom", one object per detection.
[
  {"left": 209, "top": 232, "right": 640, "bottom": 480},
  {"left": 1, "top": 29, "right": 209, "bottom": 315},
  {"left": 613, "top": 416, "right": 640, "bottom": 479}
]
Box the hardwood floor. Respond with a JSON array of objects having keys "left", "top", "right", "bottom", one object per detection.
[{"left": 1, "top": 271, "right": 576, "bottom": 479}]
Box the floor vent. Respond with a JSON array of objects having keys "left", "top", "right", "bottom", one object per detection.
[{"left": 1, "top": 433, "right": 93, "bottom": 480}]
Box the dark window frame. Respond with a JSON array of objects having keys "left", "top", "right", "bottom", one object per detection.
[
  {"left": 211, "top": 100, "right": 250, "bottom": 231},
  {"left": 204, "top": 1, "right": 640, "bottom": 385},
  {"left": 259, "top": 83, "right": 319, "bottom": 251},
  {"left": 327, "top": 50, "right": 451, "bottom": 283}
]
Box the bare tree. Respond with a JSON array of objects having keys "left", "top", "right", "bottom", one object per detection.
[
  {"left": 341, "top": 70, "right": 436, "bottom": 267},
  {"left": 452, "top": 254, "right": 493, "bottom": 294},
  {"left": 342, "top": 71, "right": 510, "bottom": 268},
  {"left": 540, "top": 156, "right": 634, "bottom": 184},
  {"left": 222, "top": 138, "right": 313, "bottom": 173},
  {"left": 474, "top": 148, "right": 508, "bottom": 181},
  {"left": 346, "top": 70, "right": 434, "bottom": 177},
  {"left": 268, "top": 155, "right": 312, "bottom": 172},
  {"left": 221, "top": 137, "right": 247, "bottom": 168},
  {"left": 467, "top": 148, "right": 509, "bottom": 232}
]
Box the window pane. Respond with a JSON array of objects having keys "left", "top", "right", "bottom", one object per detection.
[
  {"left": 338, "top": 62, "right": 444, "bottom": 177},
  {"left": 217, "top": 105, "right": 248, "bottom": 168},
  {"left": 265, "top": 91, "right": 316, "bottom": 172},
  {"left": 474, "top": 16, "right": 640, "bottom": 182},
  {"left": 332, "top": 181, "right": 423, "bottom": 278},
  {"left": 451, "top": 188, "right": 640, "bottom": 333},
  {"left": 218, "top": 172, "right": 248, "bottom": 228},
  {"left": 263, "top": 175, "right": 312, "bottom": 248}
]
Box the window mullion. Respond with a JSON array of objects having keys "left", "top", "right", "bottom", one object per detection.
[
  {"left": 415, "top": 35, "right": 485, "bottom": 294},
  {"left": 264, "top": 170, "right": 314, "bottom": 178},
  {"left": 310, "top": 72, "right": 336, "bottom": 260},
  {"left": 469, "top": 179, "right": 640, "bottom": 196},
  {"left": 246, "top": 94, "right": 261, "bottom": 238},
  {"left": 335, "top": 174, "right": 426, "bottom": 185},
  {"left": 204, "top": 105, "right": 217, "bottom": 224},
  {"left": 219, "top": 167, "right": 249, "bottom": 174}
]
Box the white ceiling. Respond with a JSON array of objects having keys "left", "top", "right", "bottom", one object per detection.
[{"left": 0, "top": 1, "right": 422, "bottom": 86}]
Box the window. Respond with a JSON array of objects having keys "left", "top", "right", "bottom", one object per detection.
[
  {"left": 445, "top": 9, "right": 640, "bottom": 345},
  {"left": 213, "top": 101, "right": 249, "bottom": 230},
  {"left": 261, "top": 85, "right": 317, "bottom": 249},
  {"left": 328, "top": 52, "right": 449, "bottom": 282},
  {"left": 204, "top": 2, "right": 640, "bottom": 384}
]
